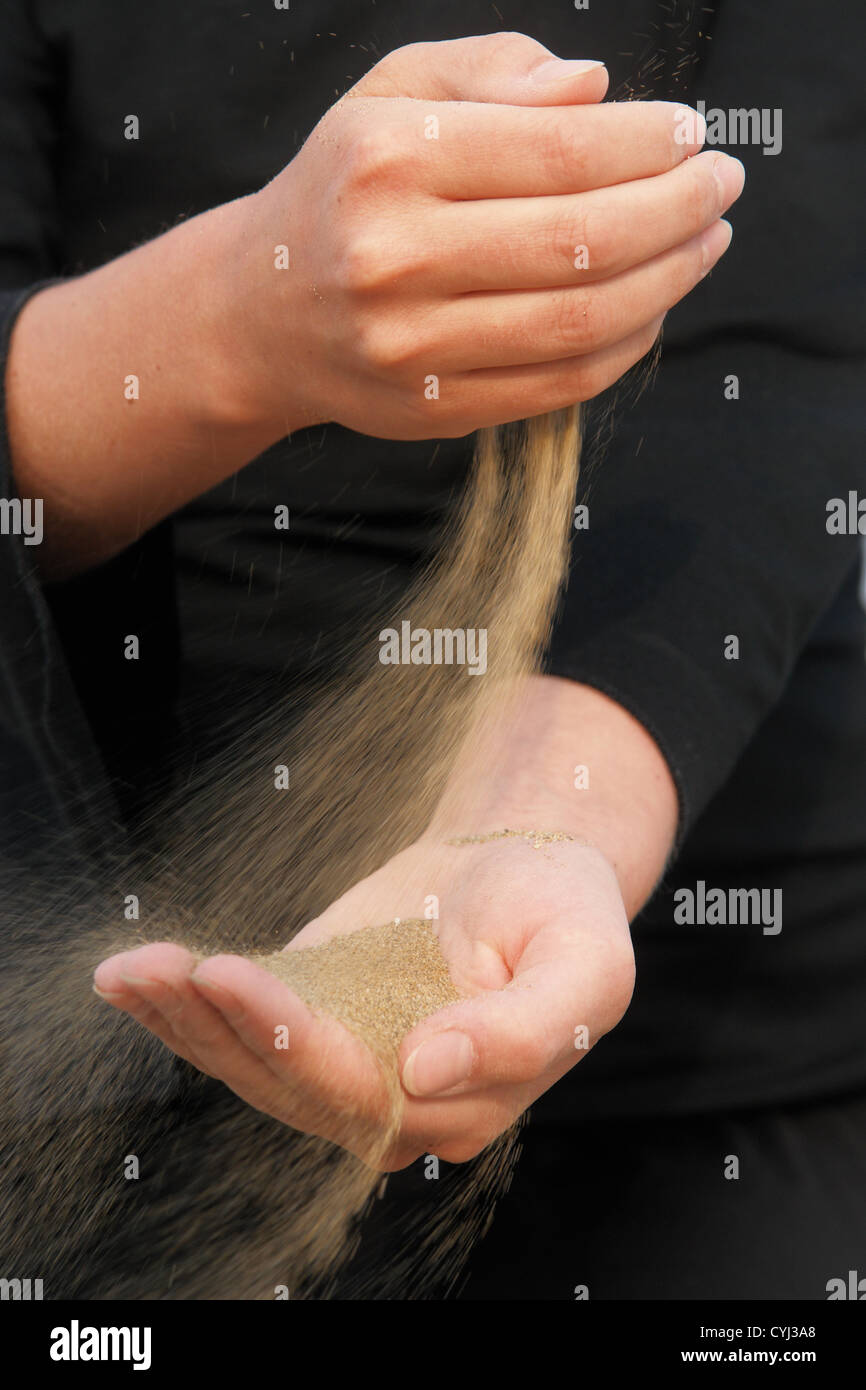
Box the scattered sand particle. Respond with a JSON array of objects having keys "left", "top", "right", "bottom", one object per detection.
[{"left": 445, "top": 828, "right": 574, "bottom": 852}]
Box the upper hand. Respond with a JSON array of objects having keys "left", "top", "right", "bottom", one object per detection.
[{"left": 230, "top": 31, "right": 744, "bottom": 442}]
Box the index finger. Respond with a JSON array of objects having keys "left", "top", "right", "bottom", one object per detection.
[{"left": 371, "top": 97, "right": 706, "bottom": 200}]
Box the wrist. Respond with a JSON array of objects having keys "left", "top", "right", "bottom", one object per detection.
[
  {"left": 426, "top": 675, "right": 678, "bottom": 920},
  {"left": 200, "top": 189, "right": 326, "bottom": 445}
]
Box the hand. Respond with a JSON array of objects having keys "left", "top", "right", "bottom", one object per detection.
[
  {"left": 93, "top": 833, "right": 634, "bottom": 1168},
  {"left": 230, "top": 30, "right": 744, "bottom": 441}
]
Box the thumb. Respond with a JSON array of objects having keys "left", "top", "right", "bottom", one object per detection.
[
  {"left": 350, "top": 31, "right": 608, "bottom": 107},
  {"left": 400, "top": 926, "right": 634, "bottom": 1098}
]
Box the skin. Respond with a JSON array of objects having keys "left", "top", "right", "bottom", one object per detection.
[
  {"left": 95, "top": 676, "right": 679, "bottom": 1168},
  {"left": 5, "top": 31, "right": 743, "bottom": 576},
  {"left": 6, "top": 31, "right": 729, "bottom": 1162}
]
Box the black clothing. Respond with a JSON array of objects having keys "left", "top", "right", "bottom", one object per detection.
[
  {"left": 1, "top": 0, "right": 865, "bottom": 1293},
  {"left": 329, "top": 1082, "right": 866, "bottom": 1299}
]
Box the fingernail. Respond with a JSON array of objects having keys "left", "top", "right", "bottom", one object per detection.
[
  {"left": 192, "top": 972, "right": 244, "bottom": 1019},
  {"left": 192, "top": 973, "right": 230, "bottom": 997},
  {"left": 700, "top": 218, "right": 733, "bottom": 277},
  {"left": 402, "top": 1031, "right": 475, "bottom": 1097},
  {"left": 92, "top": 984, "right": 126, "bottom": 1003},
  {"left": 712, "top": 153, "right": 746, "bottom": 202},
  {"left": 531, "top": 58, "right": 606, "bottom": 84},
  {"left": 191, "top": 973, "right": 232, "bottom": 1006}
]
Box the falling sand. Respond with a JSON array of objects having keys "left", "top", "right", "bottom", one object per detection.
[
  {"left": 0, "top": 403, "right": 586, "bottom": 1302},
  {"left": 0, "top": 402, "right": 586, "bottom": 1300},
  {"left": 0, "top": 50, "right": 670, "bottom": 1297}
]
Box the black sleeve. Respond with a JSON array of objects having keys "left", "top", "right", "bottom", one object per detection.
[
  {"left": 0, "top": 4, "right": 105, "bottom": 859},
  {"left": 0, "top": 3, "right": 162, "bottom": 857},
  {"left": 0, "top": 278, "right": 119, "bottom": 864},
  {"left": 0, "top": 0, "right": 64, "bottom": 287},
  {"left": 544, "top": 2, "right": 866, "bottom": 842}
]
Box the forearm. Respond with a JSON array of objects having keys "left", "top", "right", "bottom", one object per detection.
[
  {"left": 4, "top": 195, "right": 308, "bottom": 578},
  {"left": 427, "top": 673, "right": 679, "bottom": 919}
]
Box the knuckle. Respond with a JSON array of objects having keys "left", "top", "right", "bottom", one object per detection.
[
  {"left": 561, "top": 198, "right": 607, "bottom": 275},
  {"left": 337, "top": 234, "right": 383, "bottom": 294},
  {"left": 684, "top": 235, "right": 709, "bottom": 294},
  {"left": 686, "top": 154, "right": 722, "bottom": 225},
  {"left": 548, "top": 204, "right": 584, "bottom": 272},
  {"left": 338, "top": 233, "right": 391, "bottom": 295},
  {"left": 366, "top": 40, "right": 439, "bottom": 93},
  {"left": 640, "top": 315, "right": 666, "bottom": 356},
  {"left": 508, "top": 1026, "right": 552, "bottom": 1081},
  {"left": 486, "top": 29, "right": 544, "bottom": 61},
  {"left": 335, "top": 221, "right": 429, "bottom": 298},
  {"left": 561, "top": 356, "right": 609, "bottom": 404},
  {"left": 354, "top": 317, "right": 415, "bottom": 373},
  {"left": 568, "top": 323, "right": 658, "bottom": 403},
  {"left": 368, "top": 45, "right": 403, "bottom": 79},
  {"left": 344, "top": 124, "right": 406, "bottom": 191},
  {"left": 550, "top": 288, "right": 602, "bottom": 355},
  {"left": 535, "top": 113, "right": 577, "bottom": 189},
  {"left": 652, "top": 101, "right": 702, "bottom": 167}
]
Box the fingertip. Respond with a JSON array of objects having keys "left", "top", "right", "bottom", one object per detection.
[
  {"left": 526, "top": 58, "right": 609, "bottom": 104},
  {"left": 93, "top": 953, "right": 138, "bottom": 995},
  {"left": 92, "top": 980, "right": 128, "bottom": 1006},
  {"left": 673, "top": 102, "right": 707, "bottom": 157},
  {"left": 189, "top": 961, "right": 241, "bottom": 1002},
  {"left": 92, "top": 960, "right": 115, "bottom": 992}
]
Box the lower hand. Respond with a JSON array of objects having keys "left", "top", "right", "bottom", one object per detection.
[{"left": 94, "top": 831, "right": 634, "bottom": 1168}]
